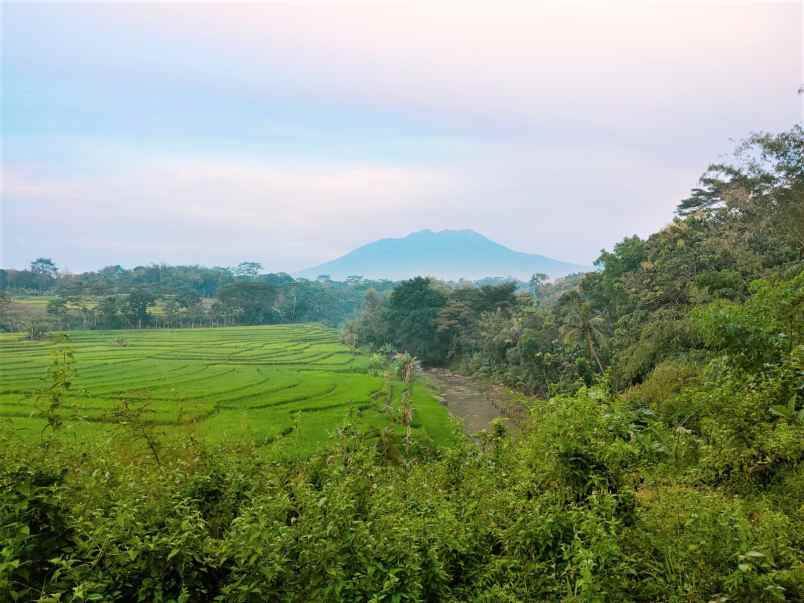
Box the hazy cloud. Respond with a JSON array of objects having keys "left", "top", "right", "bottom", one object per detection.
[{"left": 2, "top": 1, "right": 801, "bottom": 272}]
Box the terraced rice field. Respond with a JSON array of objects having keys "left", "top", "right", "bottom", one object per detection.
[{"left": 0, "top": 324, "right": 454, "bottom": 456}]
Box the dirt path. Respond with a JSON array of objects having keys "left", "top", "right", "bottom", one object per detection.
[{"left": 423, "top": 368, "right": 528, "bottom": 436}]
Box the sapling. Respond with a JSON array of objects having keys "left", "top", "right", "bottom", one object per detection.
[{"left": 39, "top": 335, "right": 75, "bottom": 439}]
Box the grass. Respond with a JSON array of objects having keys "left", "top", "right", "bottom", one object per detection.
[{"left": 0, "top": 324, "right": 456, "bottom": 457}]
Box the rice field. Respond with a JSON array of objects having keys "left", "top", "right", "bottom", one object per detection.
[{"left": 0, "top": 324, "right": 455, "bottom": 457}]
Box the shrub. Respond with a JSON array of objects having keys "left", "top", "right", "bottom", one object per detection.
[
  {"left": 622, "top": 358, "right": 701, "bottom": 422},
  {"left": 625, "top": 487, "right": 803, "bottom": 601}
]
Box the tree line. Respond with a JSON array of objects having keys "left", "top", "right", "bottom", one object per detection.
[{"left": 0, "top": 261, "right": 398, "bottom": 333}]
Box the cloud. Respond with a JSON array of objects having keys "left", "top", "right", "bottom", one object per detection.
[
  {"left": 3, "top": 137, "right": 691, "bottom": 271},
  {"left": 2, "top": 150, "right": 462, "bottom": 269},
  {"left": 6, "top": 2, "right": 799, "bottom": 140},
  {"left": 2, "top": 1, "right": 801, "bottom": 272}
]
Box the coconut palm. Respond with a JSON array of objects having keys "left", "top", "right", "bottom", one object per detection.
[{"left": 559, "top": 292, "right": 608, "bottom": 372}]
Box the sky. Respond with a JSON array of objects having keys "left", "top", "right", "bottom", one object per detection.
[{"left": 2, "top": 1, "right": 802, "bottom": 274}]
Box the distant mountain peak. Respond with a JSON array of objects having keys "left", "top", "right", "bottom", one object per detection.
[
  {"left": 297, "top": 229, "right": 590, "bottom": 281},
  {"left": 409, "top": 228, "right": 483, "bottom": 237}
]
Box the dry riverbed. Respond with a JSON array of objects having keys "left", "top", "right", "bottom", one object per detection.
[{"left": 423, "top": 368, "right": 529, "bottom": 437}]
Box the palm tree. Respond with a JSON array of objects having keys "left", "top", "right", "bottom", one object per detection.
[{"left": 559, "top": 293, "right": 608, "bottom": 372}]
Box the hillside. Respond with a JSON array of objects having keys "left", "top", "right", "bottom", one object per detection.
[{"left": 297, "top": 229, "right": 590, "bottom": 281}]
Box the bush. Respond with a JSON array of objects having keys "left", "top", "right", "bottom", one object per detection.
[
  {"left": 622, "top": 358, "right": 701, "bottom": 422},
  {"left": 0, "top": 390, "right": 801, "bottom": 602},
  {"left": 625, "top": 487, "right": 802, "bottom": 601}
]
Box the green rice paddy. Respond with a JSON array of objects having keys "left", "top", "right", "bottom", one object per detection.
[{"left": 0, "top": 324, "right": 455, "bottom": 457}]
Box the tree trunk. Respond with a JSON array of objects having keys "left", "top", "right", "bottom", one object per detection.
[{"left": 587, "top": 332, "right": 604, "bottom": 373}]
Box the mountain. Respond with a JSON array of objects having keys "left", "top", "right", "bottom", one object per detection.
[{"left": 296, "top": 229, "right": 591, "bottom": 281}]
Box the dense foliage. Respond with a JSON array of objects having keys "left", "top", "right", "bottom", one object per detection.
[
  {"left": 0, "top": 263, "right": 532, "bottom": 336},
  {"left": 1, "top": 127, "right": 801, "bottom": 600},
  {"left": 0, "top": 262, "right": 396, "bottom": 332}
]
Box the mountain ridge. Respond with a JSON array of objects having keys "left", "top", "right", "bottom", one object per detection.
[{"left": 296, "top": 229, "right": 591, "bottom": 281}]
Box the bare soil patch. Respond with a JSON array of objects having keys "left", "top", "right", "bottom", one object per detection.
[{"left": 423, "top": 368, "right": 528, "bottom": 436}]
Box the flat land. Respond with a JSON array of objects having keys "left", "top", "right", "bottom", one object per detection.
[{"left": 0, "top": 324, "right": 455, "bottom": 457}]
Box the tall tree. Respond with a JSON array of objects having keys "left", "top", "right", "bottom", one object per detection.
[
  {"left": 386, "top": 277, "right": 448, "bottom": 364},
  {"left": 677, "top": 126, "right": 804, "bottom": 261},
  {"left": 30, "top": 258, "right": 58, "bottom": 279},
  {"left": 559, "top": 292, "right": 608, "bottom": 373},
  {"left": 126, "top": 290, "right": 157, "bottom": 327},
  {"left": 0, "top": 291, "right": 12, "bottom": 331},
  {"left": 217, "top": 281, "right": 278, "bottom": 324},
  {"left": 529, "top": 273, "right": 549, "bottom": 298},
  {"left": 97, "top": 296, "right": 124, "bottom": 329},
  {"left": 232, "top": 262, "right": 263, "bottom": 279},
  {"left": 350, "top": 289, "right": 387, "bottom": 346}
]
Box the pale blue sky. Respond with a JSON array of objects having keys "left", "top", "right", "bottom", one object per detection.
[{"left": 2, "top": 1, "right": 801, "bottom": 272}]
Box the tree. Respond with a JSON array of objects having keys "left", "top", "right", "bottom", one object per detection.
[
  {"left": 386, "top": 277, "right": 448, "bottom": 364},
  {"left": 476, "top": 283, "right": 518, "bottom": 313},
  {"left": 558, "top": 291, "right": 608, "bottom": 373},
  {"left": 125, "top": 290, "right": 156, "bottom": 327},
  {"left": 232, "top": 262, "right": 263, "bottom": 279},
  {"left": 74, "top": 299, "right": 96, "bottom": 329},
  {"left": 97, "top": 296, "right": 123, "bottom": 329},
  {"left": 260, "top": 273, "right": 295, "bottom": 288},
  {"left": 46, "top": 297, "right": 69, "bottom": 325},
  {"left": 435, "top": 300, "right": 475, "bottom": 359},
  {"left": 99, "top": 265, "right": 125, "bottom": 280},
  {"left": 30, "top": 258, "right": 58, "bottom": 279},
  {"left": 0, "top": 291, "right": 13, "bottom": 331},
  {"left": 217, "top": 282, "right": 278, "bottom": 324},
  {"left": 677, "top": 125, "right": 804, "bottom": 260},
  {"left": 163, "top": 298, "right": 182, "bottom": 327},
  {"left": 352, "top": 289, "right": 388, "bottom": 348},
  {"left": 529, "top": 273, "right": 549, "bottom": 298},
  {"left": 176, "top": 291, "right": 202, "bottom": 308}
]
